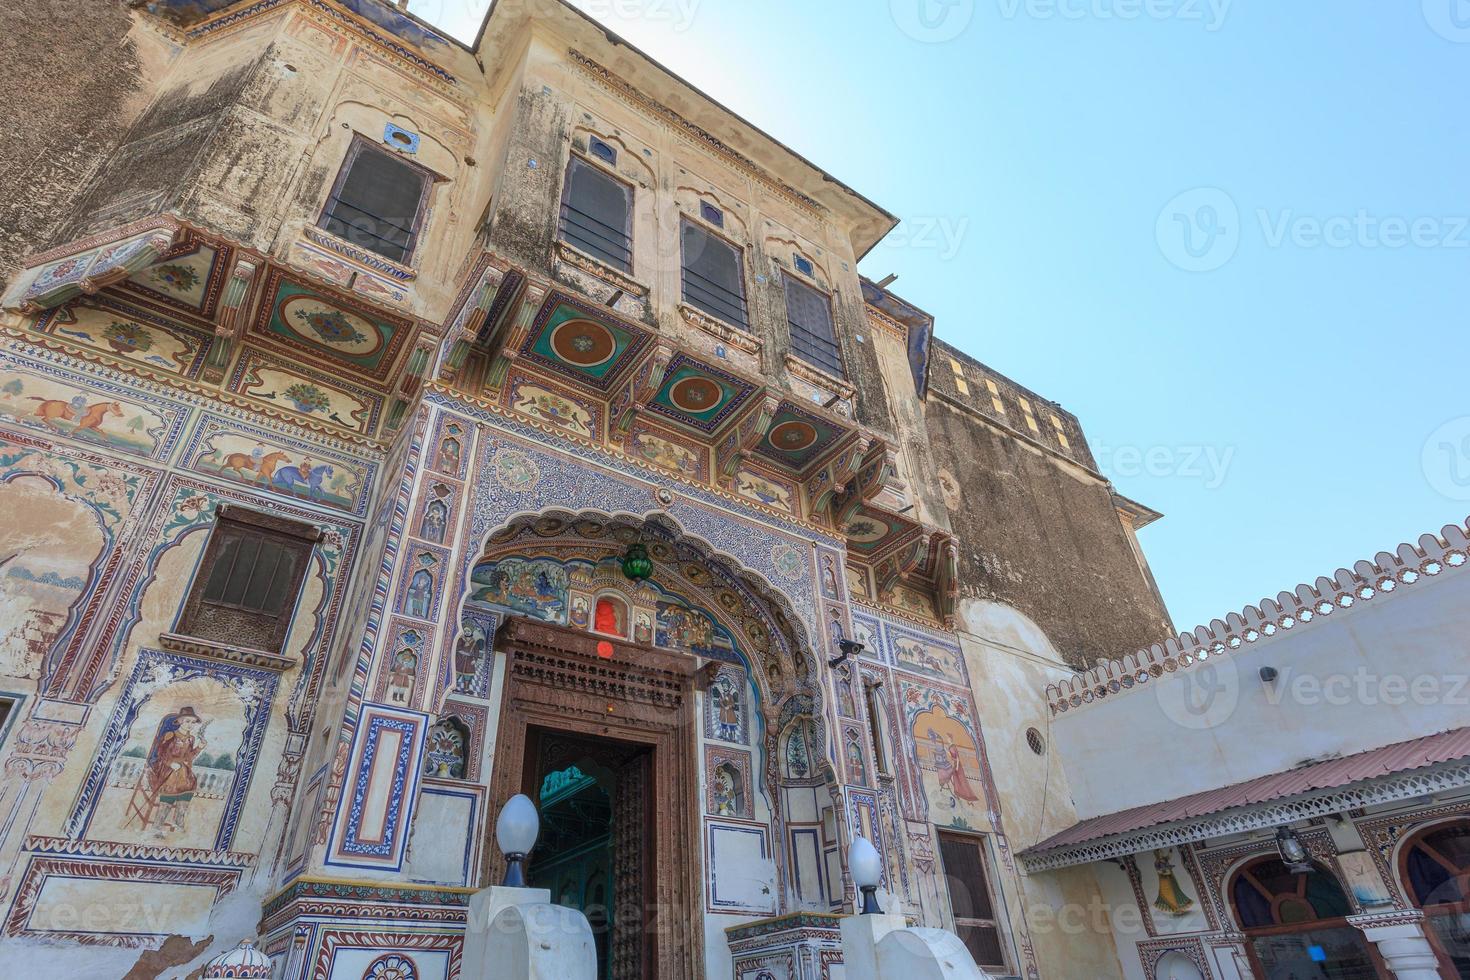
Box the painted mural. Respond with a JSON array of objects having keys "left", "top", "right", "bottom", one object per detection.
[
  {"left": 891, "top": 626, "right": 966, "bottom": 685},
  {"left": 230, "top": 351, "right": 380, "bottom": 435},
  {"left": 186, "top": 422, "right": 368, "bottom": 513},
  {"left": 902, "top": 683, "right": 987, "bottom": 828},
  {"left": 73, "top": 648, "right": 278, "bottom": 852},
  {"left": 733, "top": 466, "right": 794, "bottom": 513},
  {"left": 0, "top": 440, "right": 144, "bottom": 681},
  {"left": 39, "top": 300, "right": 210, "bottom": 378},
  {"left": 467, "top": 557, "right": 570, "bottom": 624},
  {"left": 453, "top": 609, "right": 497, "bottom": 698},
  {"left": 629, "top": 425, "right": 706, "bottom": 481},
  {"left": 0, "top": 362, "right": 177, "bottom": 459},
  {"left": 508, "top": 377, "right": 595, "bottom": 439}
]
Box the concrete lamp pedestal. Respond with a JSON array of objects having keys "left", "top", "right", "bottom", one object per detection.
[
  {"left": 840, "top": 912, "right": 993, "bottom": 980},
  {"left": 462, "top": 885, "right": 597, "bottom": 980}
]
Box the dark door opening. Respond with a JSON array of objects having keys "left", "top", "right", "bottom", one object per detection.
[{"left": 523, "top": 727, "right": 654, "bottom": 980}]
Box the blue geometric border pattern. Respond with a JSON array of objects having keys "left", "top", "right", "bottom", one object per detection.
[
  {"left": 328, "top": 701, "right": 428, "bottom": 871},
  {"left": 65, "top": 647, "right": 279, "bottom": 852}
]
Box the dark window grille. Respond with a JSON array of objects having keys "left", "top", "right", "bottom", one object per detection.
[
  {"left": 681, "top": 220, "right": 747, "bottom": 330},
  {"left": 319, "top": 140, "right": 432, "bottom": 264},
  {"left": 783, "top": 273, "right": 843, "bottom": 377},
  {"left": 938, "top": 832, "right": 1010, "bottom": 972},
  {"left": 178, "top": 506, "right": 320, "bottom": 655},
  {"left": 700, "top": 201, "right": 724, "bottom": 227},
  {"left": 559, "top": 156, "right": 633, "bottom": 273}
]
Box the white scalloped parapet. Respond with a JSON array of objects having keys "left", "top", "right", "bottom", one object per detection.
[{"left": 1044, "top": 517, "right": 1470, "bottom": 715}]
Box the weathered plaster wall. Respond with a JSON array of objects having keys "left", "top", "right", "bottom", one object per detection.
[
  {"left": 0, "top": 1, "right": 174, "bottom": 284},
  {"left": 924, "top": 392, "right": 1172, "bottom": 671}
]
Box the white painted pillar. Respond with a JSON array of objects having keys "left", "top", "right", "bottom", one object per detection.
[
  {"left": 1346, "top": 910, "right": 1441, "bottom": 980},
  {"left": 462, "top": 885, "right": 597, "bottom": 980}
]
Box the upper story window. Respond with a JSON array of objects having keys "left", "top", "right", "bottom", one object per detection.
[
  {"left": 559, "top": 155, "right": 633, "bottom": 273},
  {"left": 320, "top": 138, "right": 433, "bottom": 264},
  {"left": 177, "top": 505, "right": 321, "bottom": 655},
  {"left": 699, "top": 201, "right": 725, "bottom": 228},
  {"left": 782, "top": 272, "right": 842, "bottom": 377},
  {"left": 681, "top": 219, "right": 748, "bottom": 330}
]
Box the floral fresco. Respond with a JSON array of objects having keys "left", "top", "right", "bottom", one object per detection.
[
  {"left": 232, "top": 353, "right": 379, "bottom": 434},
  {"left": 41, "top": 301, "right": 209, "bottom": 377},
  {"left": 509, "top": 378, "right": 595, "bottom": 439}
]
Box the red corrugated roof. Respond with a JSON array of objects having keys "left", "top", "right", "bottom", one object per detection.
[{"left": 1025, "top": 726, "right": 1470, "bottom": 856}]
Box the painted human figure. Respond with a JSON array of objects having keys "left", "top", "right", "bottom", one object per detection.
[
  {"left": 1152, "top": 849, "right": 1196, "bottom": 915},
  {"left": 634, "top": 611, "right": 653, "bottom": 645},
  {"left": 934, "top": 731, "right": 980, "bottom": 807},
  {"left": 388, "top": 649, "right": 417, "bottom": 704},
  {"left": 67, "top": 394, "right": 87, "bottom": 422},
  {"left": 422, "top": 500, "right": 447, "bottom": 544},
  {"left": 439, "top": 437, "right": 460, "bottom": 474},
  {"left": 406, "top": 570, "right": 433, "bottom": 618},
  {"left": 717, "top": 682, "right": 741, "bottom": 738},
  {"left": 140, "top": 706, "right": 208, "bottom": 835},
  {"left": 454, "top": 626, "right": 485, "bottom": 693}
]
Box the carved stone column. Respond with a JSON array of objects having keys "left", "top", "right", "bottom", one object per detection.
[{"left": 1346, "top": 909, "right": 1441, "bottom": 980}]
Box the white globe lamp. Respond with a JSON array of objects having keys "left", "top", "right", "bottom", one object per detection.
[
  {"left": 496, "top": 793, "right": 540, "bottom": 887},
  {"left": 848, "top": 836, "right": 884, "bottom": 914}
]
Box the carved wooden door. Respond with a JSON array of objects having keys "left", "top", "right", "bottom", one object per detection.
[{"left": 611, "top": 749, "right": 650, "bottom": 980}]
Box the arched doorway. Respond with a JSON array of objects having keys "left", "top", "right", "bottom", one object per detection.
[
  {"left": 1401, "top": 820, "right": 1470, "bottom": 977},
  {"left": 462, "top": 510, "right": 828, "bottom": 980},
  {"left": 1228, "top": 856, "right": 1388, "bottom": 978}
]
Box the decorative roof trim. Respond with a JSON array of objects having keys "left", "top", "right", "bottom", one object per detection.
[
  {"left": 187, "top": 0, "right": 458, "bottom": 86},
  {"left": 1046, "top": 517, "right": 1470, "bottom": 715},
  {"left": 1020, "top": 755, "right": 1470, "bottom": 872}
]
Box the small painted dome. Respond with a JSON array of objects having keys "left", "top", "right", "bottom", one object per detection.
[{"left": 203, "top": 939, "right": 272, "bottom": 979}]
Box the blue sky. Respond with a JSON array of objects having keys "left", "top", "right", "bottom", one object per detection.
[{"left": 411, "top": 0, "right": 1470, "bottom": 637}]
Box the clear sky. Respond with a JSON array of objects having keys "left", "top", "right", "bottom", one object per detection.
[{"left": 410, "top": 0, "right": 1470, "bottom": 638}]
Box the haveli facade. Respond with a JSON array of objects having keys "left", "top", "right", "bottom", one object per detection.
[{"left": 0, "top": 2, "right": 1464, "bottom": 979}]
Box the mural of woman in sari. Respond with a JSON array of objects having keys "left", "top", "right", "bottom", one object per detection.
[{"left": 935, "top": 731, "right": 980, "bottom": 807}]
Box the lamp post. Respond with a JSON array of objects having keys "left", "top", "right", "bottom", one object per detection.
[
  {"left": 848, "top": 836, "right": 884, "bottom": 914},
  {"left": 497, "top": 793, "right": 540, "bottom": 888}
]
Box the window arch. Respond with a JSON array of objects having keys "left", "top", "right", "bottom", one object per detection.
[
  {"left": 1401, "top": 820, "right": 1470, "bottom": 977},
  {"left": 1227, "top": 855, "right": 1388, "bottom": 978}
]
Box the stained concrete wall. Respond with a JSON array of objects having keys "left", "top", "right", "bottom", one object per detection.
[{"left": 0, "top": 1, "right": 176, "bottom": 284}]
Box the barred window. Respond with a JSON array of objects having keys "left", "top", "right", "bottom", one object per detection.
[
  {"left": 783, "top": 273, "right": 842, "bottom": 377},
  {"left": 681, "top": 220, "right": 747, "bottom": 330},
  {"left": 559, "top": 156, "right": 633, "bottom": 273},
  {"left": 320, "top": 139, "right": 433, "bottom": 264},
  {"left": 178, "top": 506, "right": 320, "bottom": 655}
]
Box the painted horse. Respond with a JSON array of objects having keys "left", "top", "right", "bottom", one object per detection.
[
  {"left": 28, "top": 398, "right": 122, "bottom": 433},
  {"left": 220, "top": 450, "right": 290, "bottom": 482},
  {"left": 273, "top": 463, "right": 335, "bottom": 499}
]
